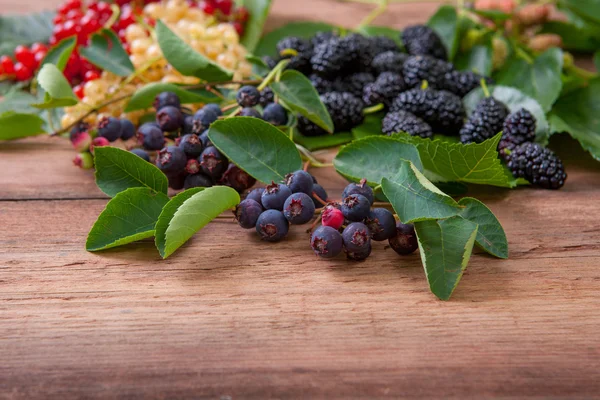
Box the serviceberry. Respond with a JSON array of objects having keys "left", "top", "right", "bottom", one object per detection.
[
  {"left": 154, "top": 91, "right": 181, "bottom": 110},
  {"left": 341, "top": 194, "right": 371, "bottom": 222},
  {"left": 261, "top": 182, "right": 293, "bottom": 211},
  {"left": 185, "top": 159, "right": 201, "bottom": 174},
  {"left": 199, "top": 146, "right": 228, "bottom": 179},
  {"left": 156, "top": 146, "right": 187, "bottom": 175},
  {"left": 137, "top": 123, "right": 165, "bottom": 150},
  {"left": 97, "top": 116, "right": 123, "bottom": 142},
  {"left": 311, "top": 226, "right": 344, "bottom": 258},
  {"left": 342, "top": 222, "right": 372, "bottom": 261},
  {"left": 199, "top": 130, "right": 212, "bottom": 148},
  {"left": 239, "top": 107, "right": 262, "bottom": 118},
  {"left": 263, "top": 103, "right": 288, "bottom": 126},
  {"left": 130, "top": 148, "right": 150, "bottom": 162},
  {"left": 245, "top": 187, "right": 265, "bottom": 204},
  {"left": 321, "top": 205, "right": 345, "bottom": 230},
  {"left": 342, "top": 180, "right": 374, "bottom": 205},
  {"left": 192, "top": 108, "right": 219, "bottom": 134},
  {"left": 364, "top": 208, "right": 396, "bottom": 241},
  {"left": 285, "top": 170, "right": 314, "bottom": 194},
  {"left": 182, "top": 114, "right": 194, "bottom": 135},
  {"left": 389, "top": 222, "right": 418, "bottom": 255},
  {"left": 203, "top": 103, "right": 223, "bottom": 117},
  {"left": 311, "top": 183, "right": 328, "bottom": 209},
  {"left": 283, "top": 192, "right": 316, "bottom": 225},
  {"left": 184, "top": 173, "right": 213, "bottom": 189},
  {"left": 90, "top": 137, "right": 110, "bottom": 153},
  {"left": 156, "top": 105, "right": 183, "bottom": 132},
  {"left": 73, "top": 152, "right": 94, "bottom": 169},
  {"left": 167, "top": 173, "right": 186, "bottom": 190},
  {"left": 120, "top": 119, "right": 136, "bottom": 140},
  {"left": 235, "top": 199, "right": 263, "bottom": 229},
  {"left": 236, "top": 85, "right": 261, "bottom": 107},
  {"left": 70, "top": 131, "right": 92, "bottom": 152},
  {"left": 178, "top": 133, "right": 204, "bottom": 158},
  {"left": 220, "top": 163, "right": 257, "bottom": 193},
  {"left": 256, "top": 209, "right": 289, "bottom": 242}
]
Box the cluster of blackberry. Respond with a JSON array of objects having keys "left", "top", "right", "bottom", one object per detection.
[{"left": 235, "top": 175, "right": 418, "bottom": 260}]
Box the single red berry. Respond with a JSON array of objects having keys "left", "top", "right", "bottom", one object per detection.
[
  {"left": 14, "top": 45, "right": 36, "bottom": 69},
  {"left": 81, "top": 12, "right": 101, "bottom": 35},
  {"left": 215, "top": 0, "right": 233, "bottom": 15},
  {"left": 90, "top": 137, "right": 110, "bottom": 153},
  {"left": 0, "top": 56, "right": 15, "bottom": 75},
  {"left": 53, "top": 14, "right": 66, "bottom": 24},
  {"left": 30, "top": 43, "right": 47, "bottom": 54},
  {"left": 232, "top": 21, "right": 244, "bottom": 36},
  {"left": 322, "top": 205, "right": 345, "bottom": 230},
  {"left": 84, "top": 70, "right": 100, "bottom": 81},
  {"left": 14, "top": 63, "right": 33, "bottom": 81},
  {"left": 73, "top": 84, "right": 85, "bottom": 99},
  {"left": 65, "top": 9, "right": 84, "bottom": 22},
  {"left": 200, "top": 1, "right": 216, "bottom": 15},
  {"left": 34, "top": 51, "right": 47, "bottom": 66},
  {"left": 235, "top": 6, "right": 249, "bottom": 22},
  {"left": 96, "top": 2, "right": 112, "bottom": 18}
]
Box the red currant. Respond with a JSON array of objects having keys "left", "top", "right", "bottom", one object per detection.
[
  {"left": 53, "top": 14, "right": 66, "bottom": 24},
  {"left": 14, "top": 45, "right": 36, "bottom": 69},
  {"left": 233, "top": 21, "right": 244, "bottom": 36},
  {"left": 65, "top": 9, "right": 84, "bottom": 22},
  {"left": 34, "top": 51, "right": 47, "bottom": 66},
  {"left": 81, "top": 11, "right": 101, "bottom": 34},
  {"left": 200, "top": 1, "right": 216, "bottom": 15},
  {"left": 215, "top": 0, "right": 233, "bottom": 16},
  {"left": 73, "top": 84, "right": 85, "bottom": 99},
  {"left": 84, "top": 70, "right": 100, "bottom": 82},
  {"left": 31, "top": 43, "right": 47, "bottom": 53},
  {"left": 235, "top": 6, "right": 249, "bottom": 23},
  {"left": 96, "top": 2, "right": 112, "bottom": 18},
  {"left": 0, "top": 56, "right": 15, "bottom": 75},
  {"left": 14, "top": 63, "right": 33, "bottom": 81}
]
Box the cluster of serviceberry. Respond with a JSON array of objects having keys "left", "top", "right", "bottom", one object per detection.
[{"left": 235, "top": 174, "right": 418, "bottom": 260}]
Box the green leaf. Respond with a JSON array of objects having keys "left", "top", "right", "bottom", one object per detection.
[
  {"left": 41, "top": 36, "right": 77, "bottom": 71},
  {"left": 455, "top": 44, "right": 493, "bottom": 76},
  {"left": 549, "top": 78, "right": 600, "bottom": 161},
  {"left": 31, "top": 64, "right": 78, "bottom": 109},
  {"left": 254, "top": 22, "right": 336, "bottom": 57},
  {"left": 155, "top": 187, "right": 240, "bottom": 259},
  {"left": 0, "top": 11, "right": 55, "bottom": 56},
  {"left": 334, "top": 136, "right": 423, "bottom": 185},
  {"left": 292, "top": 129, "right": 353, "bottom": 151},
  {"left": 270, "top": 70, "right": 333, "bottom": 133},
  {"left": 125, "top": 82, "right": 219, "bottom": 112},
  {"left": 381, "top": 161, "right": 463, "bottom": 223},
  {"left": 155, "top": 20, "right": 233, "bottom": 82},
  {"left": 351, "top": 114, "right": 384, "bottom": 140},
  {"left": 246, "top": 54, "right": 270, "bottom": 76},
  {"left": 458, "top": 197, "right": 508, "bottom": 259},
  {"left": 79, "top": 29, "right": 134, "bottom": 77},
  {"left": 94, "top": 147, "right": 168, "bottom": 197},
  {"left": 414, "top": 216, "right": 478, "bottom": 301},
  {"left": 86, "top": 187, "right": 169, "bottom": 251},
  {"left": 595, "top": 51, "right": 600, "bottom": 71},
  {"left": 0, "top": 112, "right": 46, "bottom": 140},
  {"left": 357, "top": 25, "right": 403, "bottom": 47},
  {"left": 559, "top": 0, "right": 600, "bottom": 24},
  {"left": 463, "top": 85, "right": 549, "bottom": 143},
  {"left": 240, "top": 0, "right": 273, "bottom": 53},
  {"left": 428, "top": 5, "right": 460, "bottom": 60},
  {"left": 0, "top": 89, "right": 61, "bottom": 132},
  {"left": 393, "top": 133, "right": 516, "bottom": 188},
  {"left": 208, "top": 117, "right": 302, "bottom": 183},
  {"left": 495, "top": 49, "right": 563, "bottom": 112}
]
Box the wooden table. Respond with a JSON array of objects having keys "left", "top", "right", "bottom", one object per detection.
[{"left": 2, "top": 1, "right": 600, "bottom": 398}]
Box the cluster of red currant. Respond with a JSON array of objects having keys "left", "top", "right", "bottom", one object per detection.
[
  {"left": 199, "top": 0, "right": 249, "bottom": 35},
  {"left": 0, "top": 44, "right": 48, "bottom": 81}
]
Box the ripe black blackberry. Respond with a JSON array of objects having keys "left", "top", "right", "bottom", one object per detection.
[
  {"left": 309, "top": 74, "right": 335, "bottom": 95},
  {"left": 460, "top": 97, "right": 509, "bottom": 144},
  {"left": 382, "top": 110, "right": 433, "bottom": 138},
  {"left": 402, "top": 24, "right": 448, "bottom": 60},
  {"left": 391, "top": 88, "right": 465, "bottom": 134},
  {"left": 403, "top": 55, "right": 453, "bottom": 89},
  {"left": 334, "top": 72, "right": 375, "bottom": 98},
  {"left": 311, "top": 31, "right": 337, "bottom": 47},
  {"left": 276, "top": 36, "right": 313, "bottom": 74},
  {"left": 345, "top": 33, "right": 376, "bottom": 72},
  {"left": 371, "top": 51, "right": 409, "bottom": 75},
  {"left": 370, "top": 35, "right": 400, "bottom": 55},
  {"left": 498, "top": 108, "right": 537, "bottom": 159},
  {"left": 507, "top": 142, "right": 567, "bottom": 189},
  {"left": 443, "top": 70, "right": 494, "bottom": 97},
  {"left": 362, "top": 72, "right": 407, "bottom": 108},
  {"left": 297, "top": 91, "right": 365, "bottom": 136},
  {"left": 311, "top": 36, "right": 356, "bottom": 78}
]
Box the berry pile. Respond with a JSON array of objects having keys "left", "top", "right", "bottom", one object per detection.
[{"left": 235, "top": 175, "right": 419, "bottom": 260}]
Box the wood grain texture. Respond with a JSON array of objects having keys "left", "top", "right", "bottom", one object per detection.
[{"left": 2, "top": 1, "right": 600, "bottom": 399}]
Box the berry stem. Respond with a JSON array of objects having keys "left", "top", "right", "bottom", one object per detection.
[
  {"left": 362, "top": 103, "right": 384, "bottom": 115},
  {"left": 296, "top": 144, "right": 332, "bottom": 168},
  {"left": 257, "top": 59, "right": 290, "bottom": 91},
  {"left": 104, "top": 4, "right": 121, "bottom": 30},
  {"left": 357, "top": 0, "right": 389, "bottom": 29},
  {"left": 311, "top": 192, "right": 328, "bottom": 207},
  {"left": 480, "top": 78, "right": 491, "bottom": 98}
]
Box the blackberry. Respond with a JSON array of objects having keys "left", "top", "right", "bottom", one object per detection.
[
  {"left": 345, "top": 33, "right": 376, "bottom": 72},
  {"left": 259, "top": 87, "right": 274, "bottom": 107},
  {"left": 507, "top": 142, "right": 567, "bottom": 189},
  {"left": 239, "top": 107, "right": 262, "bottom": 119},
  {"left": 402, "top": 24, "right": 448, "bottom": 60},
  {"left": 311, "top": 226, "right": 344, "bottom": 259},
  {"left": 156, "top": 146, "right": 187, "bottom": 175},
  {"left": 341, "top": 194, "right": 371, "bottom": 222},
  {"left": 178, "top": 133, "right": 204, "bottom": 158},
  {"left": 402, "top": 55, "right": 453, "bottom": 89},
  {"left": 334, "top": 72, "right": 375, "bottom": 99},
  {"left": 502, "top": 108, "right": 537, "bottom": 144},
  {"left": 120, "top": 119, "right": 136, "bottom": 140},
  {"left": 371, "top": 51, "right": 409, "bottom": 75},
  {"left": 362, "top": 72, "right": 406, "bottom": 108},
  {"left": 365, "top": 208, "right": 396, "bottom": 241},
  {"left": 297, "top": 91, "right": 364, "bottom": 136},
  {"left": 389, "top": 222, "right": 418, "bottom": 255},
  {"left": 261, "top": 182, "right": 293, "bottom": 211},
  {"left": 285, "top": 170, "right": 314, "bottom": 194},
  {"left": 382, "top": 110, "right": 433, "bottom": 139},
  {"left": 309, "top": 74, "right": 335, "bottom": 95},
  {"left": 342, "top": 181, "right": 375, "bottom": 205},
  {"left": 97, "top": 117, "right": 123, "bottom": 142},
  {"left": 154, "top": 91, "right": 181, "bottom": 110},
  {"left": 370, "top": 35, "right": 400, "bottom": 55},
  {"left": 276, "top": 36, "right": 313, "bottom": 74},
  {"left": 130, "top": 148, "right": 150, "bottom": 161},
  {"left": 220, "top": 164, "right": 257, "bottom": 193},
  {"left": 311, "top": 31, "right": 337, "bottom": 47},
  {"left": 263, "top": 103, "right": 288, "bottom": 126},
  {"left": 311, "top": 36, "right": 356, "bottom": 78},
  {"left": 199, "top": 146, "right": 228, "bottom": 179},
  {"left": 311, "top": 184, "right": 328, "bottom": 208},
  {"left": 283, "top": 192, "right": 316, "bottom": 225},
  {"left": 235, "top": 199, "right": 263, "bottom": 229},
  {"left": 443, "top": 70, "right": 494, "bottom": 98},
  {"left": 256, "top": 210, "right": 289, "bottom": 242},
  {"left": 184, "top": 173, "right": 213, "bottom": 190},
  {"left": 460, "top": 97, "right": 509, "bottom": 144},
  {"left": 156, "top": 105, "right": 183, "bottom": 132},
  {"left": 391, "top": 88, "right": 465, "bottom": 134},
  {"left": 236, "top": 85, "right": 261, "bottom": 107}
]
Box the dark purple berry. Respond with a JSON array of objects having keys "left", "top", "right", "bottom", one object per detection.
[
  {"left": 69, "top": 122, "right": 90, "bottom": 139},
  {"left": 261, "top": 182, "right": 292, "bottom": 211},
  {"left": 389, "top": 222, "right": 418, "bottom": 255},
  {"left": 310, "top": 184, "right": 328, "bottom": 209},
  {"left": 310, "top": 226, "right": 343, "bottom": 259},
  {"left": 120, "top": 119, "right": 136, "bottom": 140},
  {"left": 220, "top": 163, "right": 257, "bottom": 193},
  {"left": 130, "top": 148, "right": 149, "bottom": 161},
  {"left": 137, "top": 123, "right": 165, "bottom": 150},
  {"left": 260, "top": 87, "right": 274, "bottom": 107},
  {"left": 285, "top": 170, "right": 314, "bottom": 195},
  {"left": 262, "top": 103, "right": 288, "bottom": 126},
  {"left": 156, "top": 146, "right": 187, "bottom": 175},
  {"left": 283, "top": 192, "right": 316, "bottom": 225},
  {"left": 341, "top": 194, "right": 371, "bottom": 222},
  {"left": 156, "top": 105, "right": 183, "bottom": 132},
  {"left": 245, "top": 187, "right": 265, "bottom": 203},
  {"left": 167, "top": 172, "right": 186, "bottom": 190},
  {"left": 178, "top": 133, "right": 204, "bottom": 158},
  {"left": 199, "top": 146, "right": 228, "bottom": 179},
  {"left": 342, "top": 180, "right": 374, "bottom": 205},
  {"left": 192, "top": 108, "right": 219, "bottom": 134},
  {"left": 342, "top": 222, "right": 372, "bottom": 260},
  {"left": 184, "top": 173, "right": 213, "bottom": 189},
  {"left": 154, "top": 91, "right": 181, "bottom": 110},
  {"left": 237, "top": 85, "right": 261, "bottom": 107},
  {"left": 182, "top": 114, "right": 194, "bottom": 135},
  {"left": 365, "top": 208, "right": 396, "bottom": 241},
  {"left": 346, "top": 245, "right": 372, "bottom": 261},
  {"left": 203, "top": 103, "right": 223, "bottom": 117},
  {"left": 199, "top": 130, "right": 212, "bottom": 148},
  {"left": 239, "top": 107, "right": 262, "bottom": 119},
  {"left": 256, "top": 209, "right": 289, "bottom": 242},
  {"left": 235, "top": 199, "right": 263, "bottom": 229},
  {"left": 97, "top": 117, "right": 123, "bottom": 142}
]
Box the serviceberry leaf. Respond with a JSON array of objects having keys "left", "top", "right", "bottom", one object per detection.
[
  {"left": 458, "top": 197, "right": 508, "bottom": 259},
  {"left": 0, "top": 10, "right": 55, "bottom": 56},
  {"left": 0, "top": 112, "right": 46, "bottom": 140},
  {"left": 270, "top": 70, "right": 334, "bottom": 133},
  {"left": 427, "top": 5, "right": 460, "bottom": 60},
  {"left": 464, "top": 85, "right": 549, "bottom": 143},
  {"left": 381, "top": 161, "right": 463, "bottom": 223},
  {"left": 94, "top": 147, "right": 168, "bottom": 197},
  {"left": 155, "top": 21, "right": 233, "bottom": 82},
  {"left": 125, "top": 82, "right": 220, "bottom": 112},
  {"left": 392, "top": 133, "right": 516, "bottom": 188},
  {"left": 41, "top": 36, "right": 77, "bottom": 71},
  {"left": 240, "top": 0, "right": 273, "bottom": 53},
  {"left": 208, "top": 117, "right": 302, "bottom": 183},
  {"left": 254, "top": 21, "right": 337, "bottom": 57},
  {"left": 155, "top": 187, "right": 240, "bottom": 259},
  {"left": 334, "top": 136, "right": 423, "bottom": 186},
  {"left": 31, "top": 64, "right": 78, "bottom": 109},
  {"left": 86, "top": 187, "right": 169, "bottom": 252},
  {"left": 79, "top": 29, "right": 134, "bottom": 77},
  {"left": 414, "top": 216, "right": 478, "bottom": 301}
]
